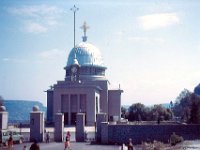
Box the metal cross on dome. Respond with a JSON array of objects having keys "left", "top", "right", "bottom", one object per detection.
[{"left": 81, "top": 22, "right": 89, "bottom": 37}]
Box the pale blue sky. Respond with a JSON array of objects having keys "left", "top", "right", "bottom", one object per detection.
[{"left": 0, "top": 0, "right": 200, "bottom": 106}]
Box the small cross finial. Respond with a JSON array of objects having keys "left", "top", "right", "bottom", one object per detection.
[
  {"left": 80, "top": 21, "right": 89, "bottom": 42},
  {"left": 70, "top": 5, "right": 79, "bottom": 13},
  {"left": 81, "top": 22, "right": 89, "bottom": 37}
]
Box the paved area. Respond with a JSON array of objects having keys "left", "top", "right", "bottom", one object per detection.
[{"left": 0, "top": 142, "right": 120, "bottom": 150}]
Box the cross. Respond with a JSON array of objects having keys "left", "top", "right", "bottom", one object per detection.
[
  {"left": 70, "top": 5, "right": 79, "bottom": 13},
  {"left": 81, "top": 21, "right": 89, "bottom": 37}
]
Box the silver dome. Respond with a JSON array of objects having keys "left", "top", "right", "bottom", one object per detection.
[{"left": 67, "top": 42, "right": 105, "bottom": 67}]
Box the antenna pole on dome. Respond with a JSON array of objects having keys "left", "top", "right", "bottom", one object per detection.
[{"left": 70, "top": 5, "right": 79, "bottom": 59}]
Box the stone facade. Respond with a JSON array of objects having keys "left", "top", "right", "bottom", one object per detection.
[{"left": 47, "top": 33, "right": 123, "bottom": 126}]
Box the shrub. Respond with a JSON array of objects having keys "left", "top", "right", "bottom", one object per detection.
[
  {"left": 141, "top": 140, "right": 165, "bottom": 150},
  {"left": 170, "top": 132, "right": 184, "bottom": 146},
  {"left": 153, "top": 140, "right": 165, "bottom": 150}
]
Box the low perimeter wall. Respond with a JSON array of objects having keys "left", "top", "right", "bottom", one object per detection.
[{"left": 102, "top": 124, "right": 200, "bottom": 144}]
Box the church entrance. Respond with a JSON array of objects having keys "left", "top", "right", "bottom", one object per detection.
[
  {"left": 64, "top": 113, "right": 68, "bottom": 125},
  {"left": 71, "top": 113, "right": 76, "bottom": 125}
]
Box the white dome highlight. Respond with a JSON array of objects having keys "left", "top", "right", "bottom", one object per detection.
[{"left": 67, "top": 42, "right": 104, "bottom": 67}]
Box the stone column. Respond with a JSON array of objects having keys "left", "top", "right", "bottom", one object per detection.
[
  {"left": 77, "top": 94, "right": 80, "bottom": 112},
  {"left": 0, "top": 106, "right": 8, "bottom": 130},
  {"left": 68, "top": 95, "right": 71, "bottom": 125},
  {"left": 47, "top": 89, "right": 54, "bottom": 123},
  {"left": 76, "top": 113, "right": 85, "bottom": 142},
  {"left": 96, "top": 113, "right": 107, "bottom": 142},
  {"left": 54, "top": 113, "right": 64, "bottom": 142},
  {"left": 101, "top": 122, "right": 109, "bottom": 144},
  {"left": 30, "top": 106, "right": 44, "bottom": 142}
]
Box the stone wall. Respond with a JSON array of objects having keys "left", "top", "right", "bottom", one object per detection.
[{"left": 102, "top": 124, "right": 200, "bottom": 144}]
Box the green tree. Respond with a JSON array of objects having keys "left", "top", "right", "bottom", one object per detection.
[
  {"left": 173, "top": 89, "right": 200, "bottom": 123},
  {"left": 173, "top": 89, "right": 192, "bottom": 119},
  {"left": 121, "top": 106, "right": 127, "bottom": 119},
  {"left": 189, "top": 94, "right": 200, "bottom": 124},
  {"left": 150, "top": 104, "right": 173, "bottom": 121},
  {"left": 128, "top": 103, "right": 149, "bottom": 121}
]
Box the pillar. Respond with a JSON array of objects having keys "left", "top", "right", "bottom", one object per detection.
[
  {"left": 77, "top": 94, "right": 80, "bottom": 112},
  {"left": 68, "top": 95, "right": 71, "bottom": 125},
  {"left": 101, "top": 122, "right": 109, "bottom": 144},
  {"left": 54, "top": 113, "right": 64, "bottom": 142},
  {"left": 47, "top": 89, "right": 54, "bottom": 123},
  {"left": 76, "top": 113, "right": 85, "bottom": 142},
  {"left": 30, "top": 106, "right": 44, "bottom": 142},
  {"left": 96, "top": 113, "right": 107, "bottom": 142},
  {"left": 0, "top": 106, "right": 8, "bottom": 130}
]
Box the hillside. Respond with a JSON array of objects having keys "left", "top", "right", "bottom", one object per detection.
[{"left": 4, "top": 100, "right": 46, "bottom": 123}]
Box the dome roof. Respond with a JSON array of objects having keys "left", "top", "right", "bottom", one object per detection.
[{"left": 67, "top": 42, "right": 105, "bottom": 67}]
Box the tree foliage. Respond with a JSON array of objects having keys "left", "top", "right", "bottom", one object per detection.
[
  {"left": 189, "top": 94, "right": 200, "bottom": 124},
  {"left": 121, "top": 106, "right": 127, "bottom": 119},
  {"left": 126, "top": 88, "right": 200, "bottom": 124},
  {"left": 127, "top": 103, "right": 173, "bottom": 121},
  {"left": 150, "top": 104, "right": 173, "bottom": 121},
  {"left": 173, "top": 89, "right": 192, "bottom": 118},
  {"left": 173, "top": 89, "right": 200, "bottom": 124},
  {"left": 128, "top": 103, "right": 149, "bottom": 121}
]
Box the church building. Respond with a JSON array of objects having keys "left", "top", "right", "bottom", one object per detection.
[{"left": 46, "top": 22, "right": 123, "bottom": 126}]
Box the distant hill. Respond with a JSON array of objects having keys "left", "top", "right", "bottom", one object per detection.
[{"left": 4, "top": 100, "right": 46, "bottom": 123}]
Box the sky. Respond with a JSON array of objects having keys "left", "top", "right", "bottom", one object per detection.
[{"left": 0, "top": 0, "right": 200, "bottom": 106}]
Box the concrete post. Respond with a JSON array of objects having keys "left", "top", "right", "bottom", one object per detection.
[
  {"left": 96, "top": 113, "right": 107, "bottom": 142},
  {"left": 30, "top": 106, "right": 44, "bottom": 142},
  {"left": 54, "top": 113, "right": 64, "bottom": 142},
  {"left": 0, "top": 106, "right": 8, "bottom": 130},
  {"left": 101, "top": 122, "right": 109, "bottom": 144},
  {"left": 76, "top": 113, "right": 85, "bottom": 142},
  {"left": 68, "top": 97, "right": 71, "bottom": 125}
]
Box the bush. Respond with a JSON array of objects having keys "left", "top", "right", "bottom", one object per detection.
[
  {"left": 170, "top": 132, "right": 184, "bottom": 146},
  {"left": 153, "top": 140, "right": 165, "bottom": 150},
  {"left": 141, "top": 140, "right": 165, "bottom": 150}
]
